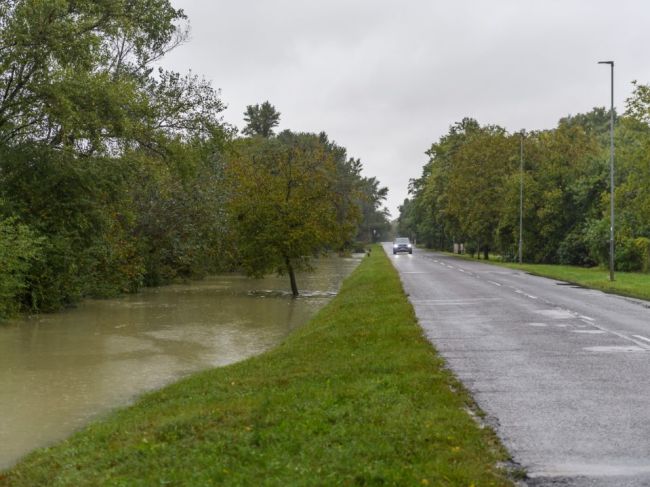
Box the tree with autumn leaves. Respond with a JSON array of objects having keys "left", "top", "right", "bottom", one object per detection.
[{"left": 226, "top": 128, "right": 383, "bottom": 297}]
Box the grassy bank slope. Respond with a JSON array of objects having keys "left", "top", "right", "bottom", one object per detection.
[{"left": 1, "top": 246, "right": 511, "bottom": 486}]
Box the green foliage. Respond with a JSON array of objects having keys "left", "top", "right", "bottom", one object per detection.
[
  {"left": 557, "top": 226, "right": 596, "bottom": 267},
  {"left": 355, "top": 176, "right": 391, "bottom": 243},
  {"left": 625, "top": 81, "right": 650, "bottom": 125},
  {"left": 401, "top": 98, "right": 650, "bottom": 271},
  {"left": 0, "top": 4, "right": 387, "bottom": 315},
  {"left": 0, "top": 145, "right": 141, "bottom": 310},
  {"left": 0, "top": 0, "right": 237, "bottom": 311},
  {"left": 130, "top": 141, "right": 230, "bottom": 287},
  {"left": 0, "top": 1, "right": 239, "bottom": 314},
  {"left": 0, "top": 217, "right": 41, "bottom": 318},
  {"left": 0, "top": 0, "right": 187, "bottom": 148},
  {"left": 226, "top": 132, "right": 358, "bottom": 295},
  {"left": 583, "top": 218, "right": 609, "bottom": 267},
  {"left": 634, "top": 237, "right": 650, "bottom": 273},
  {"left": 242, "top": 101, "right": 281, "bottom": 138},
  {"left": 1, "top": 247, "right": 512, "bottom": 486},
  {"left": 615, "top": 237, "right": 650, "bottom": 272},
  {"left": 314, "top": 134, "right": 389, "bottom": 248}
]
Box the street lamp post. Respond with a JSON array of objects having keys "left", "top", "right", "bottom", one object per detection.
[
  {"left": 598, "top": 60, "right": 615, "bottom": 281},
  {"left": 519, "top": 130, "right": 524, "bottom": 264}
]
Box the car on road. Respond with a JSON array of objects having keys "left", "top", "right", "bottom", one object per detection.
[{"left": 393, "top": 237, "right": 412, "bottom": 254}]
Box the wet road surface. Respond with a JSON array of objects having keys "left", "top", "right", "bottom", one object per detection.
[{"left": 386, "top": 245, "right": 650, "bottom": 486}]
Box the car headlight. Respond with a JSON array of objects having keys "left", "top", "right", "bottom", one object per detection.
[{"left": 408, "top": 244, "right": 412, "bottom": 248}]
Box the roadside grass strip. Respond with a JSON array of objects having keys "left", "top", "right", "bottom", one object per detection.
[
  {"left": 443, "top": 251, "right": 650, "bottom": 302},
  {"left": 500, "top": 263, "right": 650, "bottom": 302},
  {"left": 1, "top": 246, "right": 512, "bottom": 486}
]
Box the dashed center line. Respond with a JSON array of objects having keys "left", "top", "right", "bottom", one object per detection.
[
  {"left": 397, "top": 247, "right": 650, "bottom": 356},
  {"left": 514, "top": 289, "right": 538, "bottom": 300}
]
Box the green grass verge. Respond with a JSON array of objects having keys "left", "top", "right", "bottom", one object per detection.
[
  {"left": 500, "top": 263, "right": 650, "bottom": 301},
  {"left": 444, "top": 251, "right": 650, "bottom": 302},
  {"left": 1, "top": 246, "right": 512, "bottom": 486}
]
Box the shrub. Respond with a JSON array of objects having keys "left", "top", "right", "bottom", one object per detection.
[
  {"left": 634, "top": 237, "right": 650, "bottom": 273},
  {"left": 558, "top": 227, "right": 596, "bottom": 266},
  {"left": 0, "top": 218, "right": 42, "bottom": 319},
  {"left": 615, "top": 236, "right": 649, "bottom": 272},
  {"left": 584, "top": 219, "right": 609, "bottom": 267}
]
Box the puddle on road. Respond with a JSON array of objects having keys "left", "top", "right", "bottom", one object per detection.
[
  {"left": 535, "top": 309, "right": 575, "bottom": 320},
  {"left": 247, "top": 290, "right": 337, "bottom": 299},
  {"left": 583, "top": 345, "right": 647, "bottom": 353},
  {"left": 555, "top": 282, "right": 584, "bottom": 289},
  {"left": 572, "top": 330, "right": 606, "bottom": 335},
  {"left": 526, "top": 322, "right": 548, "bottom": 327}
]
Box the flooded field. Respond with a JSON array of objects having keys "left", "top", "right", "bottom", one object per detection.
[{"left": 0, "top": 255, "right": 361, "bottom": 468}]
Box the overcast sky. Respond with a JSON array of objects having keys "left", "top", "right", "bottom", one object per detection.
[{"left": 161, "top": 0, "right": 650, "bottom": 217}]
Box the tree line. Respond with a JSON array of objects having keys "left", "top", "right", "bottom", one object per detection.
[
  {"left": 0, "top": 1, "right": 390, "bottom": 317},
  {"left": 398, "top": 84, "right": 650, "bottom": 271}
]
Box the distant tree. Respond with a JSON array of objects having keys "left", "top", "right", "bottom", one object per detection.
[
  {"left": 242, "top": 101, "right": 281, "bottom": 138},
  {"left": 443, "top": 124, "right": 515, "bottom": 259},
  {"left": 400, "top": 114, "right": 608, "bottom": 264},
  {"left": 356, "top": 177, "right": 390, "bottom": 243}
]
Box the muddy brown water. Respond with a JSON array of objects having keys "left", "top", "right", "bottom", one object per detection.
[{"left": 0, "top": 255, "right": 362, "bottom": 469}]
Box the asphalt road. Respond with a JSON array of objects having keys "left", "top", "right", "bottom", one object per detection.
[{"left": 385, "top": 244, "right": 650, "bottom": 487}]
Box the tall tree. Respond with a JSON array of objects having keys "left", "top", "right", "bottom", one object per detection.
[
  {"left": 0, "top": 0, "right": 233, "bottom": 312},
  {"left": 356, "top": 177, "right": 390, "bottom": 242},
  {"left": 0, "top": 0, "right": 187, "bottom": 150},
  {"left": 226, "top": 131, "right": 352, "bottom": 296},
  {"left": 242, "top": 101, "right": 280, "bottom": 138}
]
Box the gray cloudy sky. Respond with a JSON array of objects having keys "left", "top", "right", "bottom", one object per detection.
[{"left": 161, "top": 1, "right": 650, "bottom": 217}]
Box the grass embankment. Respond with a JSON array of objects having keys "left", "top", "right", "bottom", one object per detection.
[
  {"left": 1, "top": 246, "right": 512, "bottom": 486},
  {"left": 447, "top": 251, "right": 650, "bottom": 302}
]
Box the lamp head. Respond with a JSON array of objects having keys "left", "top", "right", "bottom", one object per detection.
[{"left": 598, "top": 61, "right": 614, "bottom": 66}]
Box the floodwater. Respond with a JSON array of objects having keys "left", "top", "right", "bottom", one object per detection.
[{"left": 0, "top": 255, "right": 362, "bottom": 469}]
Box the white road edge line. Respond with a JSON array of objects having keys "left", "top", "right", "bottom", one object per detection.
[
  {"left": 588, "top": 326, "right": 650, "bottom": 351},
  {"left": 633, "top": 335, "right": 650, "bottom": 344}
]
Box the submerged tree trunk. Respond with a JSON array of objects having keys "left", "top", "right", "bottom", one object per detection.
[{"left": 285, "top": 257, "right": 299, "bottom": 297}]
